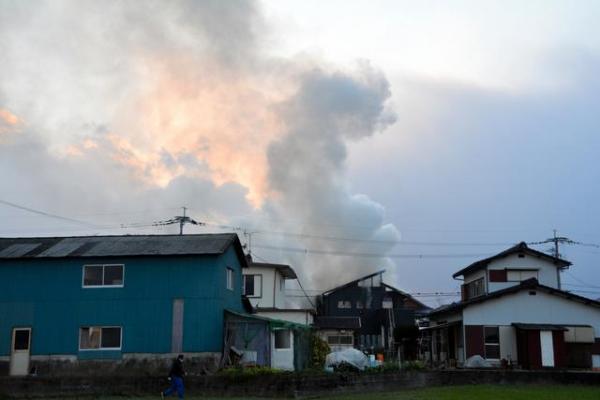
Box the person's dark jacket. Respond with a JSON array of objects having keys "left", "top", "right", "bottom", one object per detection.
[{"left": 169, "top": 358, "right": 185, "bottom": 379}]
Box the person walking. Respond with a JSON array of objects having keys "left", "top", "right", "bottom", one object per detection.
[{"left": 161, "top": 354, "right": 186, "bottom": 399}]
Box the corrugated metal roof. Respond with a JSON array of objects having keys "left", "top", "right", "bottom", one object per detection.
[
  {"left": 0, "top": 243, "right": 42, "bottom": 258},
  {"left": 0, "top": 234, "right": 240, "bottom": 259}
]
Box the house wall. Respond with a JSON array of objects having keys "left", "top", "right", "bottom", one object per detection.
[
  {"left": 462, "top": 290, "right": 600, "bottom": 334},
  {"left": 0, "top": 246, "right": 246, "bottom": 360},
  {"left": 487, "top": 254, "right": 560, "bottom": 292},
  {"left": 256, "top": 311, "right": 313, "bottom": 325},
  {"left": 243, "top": 266, "right": 286, "bottom": 309}
]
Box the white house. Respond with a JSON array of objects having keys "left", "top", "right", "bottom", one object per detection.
[
  {"left": 241, "top": 257, "right": 314, "bottom": 370},
  {"left": 423, "top": 242, "right": 600, "bottom": 370}
]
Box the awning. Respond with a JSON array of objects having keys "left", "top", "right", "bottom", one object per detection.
[
  {"left": 512, "top": 323, "right": 567, "bottom": 331},
  {"left": 420, "top": 321, "right": 461, "bottom": 331},
  {"left": 225, "top": 309, "right": 311, "bottom": 330}
]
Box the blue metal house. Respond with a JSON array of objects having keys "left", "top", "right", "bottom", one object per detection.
[{"left": 0, "top": 234, "right": 249, "bottom": 376}]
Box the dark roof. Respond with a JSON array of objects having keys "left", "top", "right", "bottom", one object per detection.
[
  {"left": 249, "top": 262, "right": 297, "bottom": 279},
  {"left": 0, "top": 234, "right": 248, "bottom": 266},
  {"left": 452, "top": 242, "right": 571, "bottom": 278},
  {"left": 428, "top": 278, "right": 600, "bottom": 317},
  {"left": 512, "top": 323, "right": 568, "bottom": 331},
  {"left": 322, "top": 269, "right": 385, "bottom": 295},
  {"left": 383, "top": 283, "right": 431, "bottom": 312},
  {"left": 314, "top": 316, "right": 361, "bottom": 330}
]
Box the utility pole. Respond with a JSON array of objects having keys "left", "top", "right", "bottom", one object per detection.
[{"left": 179, "top": 207, "right": 187, "bottom": 235}]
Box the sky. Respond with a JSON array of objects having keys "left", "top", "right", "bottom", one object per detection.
[{"left": 1, "top": 0, "right": 599, "bottom": 306}]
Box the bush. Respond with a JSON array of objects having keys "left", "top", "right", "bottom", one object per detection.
[
  {"left": 402, "top": 360, "right": 426, "bottom": 371},
  {"left": 310, "top": 334, "right": 330, "bottom": 369}
]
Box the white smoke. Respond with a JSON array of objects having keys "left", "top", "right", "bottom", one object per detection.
[{"left": 0, "top": 0, "right": 401, "bottom": 290}]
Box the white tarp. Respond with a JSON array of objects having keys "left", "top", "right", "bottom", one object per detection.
[
  {"left": 325, "top": 348, "right": 369, "bottom": 371},
  {"left": 464, "top": 355, "right": 491, "bottom": 368}
]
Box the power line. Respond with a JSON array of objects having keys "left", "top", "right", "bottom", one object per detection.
[
  {"left": 0, "top": 199, "right": 102, "bottom": 228},
  {"left": 252, "top": 244, "right": 492, "bottom": 259}
]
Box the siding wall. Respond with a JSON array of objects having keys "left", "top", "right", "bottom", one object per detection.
[
  {"left": 462, "top": 290, "right": 600, "bottom": 334},
  {"left": 0, "top": 246, "right": 245, "bottom": 358},
  {"left": 487, "top": 254, "right": 560, "bottom": 292}
]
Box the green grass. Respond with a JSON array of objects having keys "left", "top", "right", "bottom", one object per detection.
[{"left": 99, "top": 384, "right": 600, "bottom": 400}]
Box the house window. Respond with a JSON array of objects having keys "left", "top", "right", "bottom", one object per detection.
[
  {"left": 274, "top": 330, "right": 291, "bottom": 349},
  {"left": 243, "top": 274, "right": 262, "bottom": 297},
  {"left": 327, "top": 335, "right": 353, "bottom": 345},
  {"left": 226, "top": 268, "right": 234, "bottom": 291},
  {"left": 506, "top": 270, "right": 538, "bottom": 282},
  {"left": 382, "top": 297, "right": 393, "bottom": 309},
  {"left": 79, "top": 326, "right": 122, "bottom": 350},
  {"left": 484, "top": 326, "right": 500, "bottom": 359},
  {"left": 465, "top": 278, "right": 485, "bottom": 299},
  {"left": 337, "top": 300, "right": 351, "bottom": 309},
  {"left": 489, "top": 269, "right": 507, "bottom": 282},
  {"left": 83, "top": 265, "right": 124, "bottom": 287}
]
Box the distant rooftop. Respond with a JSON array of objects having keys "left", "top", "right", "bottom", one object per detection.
[
  {"left": 0, "top": 233, "right": 246, "bottom": 260},
  {"left": 452, "top": 241, "right": 571, "bottom": 278}
]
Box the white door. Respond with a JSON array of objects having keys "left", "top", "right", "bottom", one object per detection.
[
  {"left": 10, "top": 328, "right": 31, "bottom": 376},
  {"left": 540, "top": 330, "right": 555, "bottom": 367},
  {"left": 271, "top": 329, "right": 294, "bottom": 370}
]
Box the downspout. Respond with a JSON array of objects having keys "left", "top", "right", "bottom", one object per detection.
[{"left": 273, "top": 271, "right": 277, "bottom": 308}]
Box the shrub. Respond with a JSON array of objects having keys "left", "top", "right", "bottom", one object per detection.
[{"left": 310, "top": 334, "right": 330, "bottom": 369}]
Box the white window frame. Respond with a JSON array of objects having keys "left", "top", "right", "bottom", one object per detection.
[
  {"left": 337, "top": 300, "right": 351, "bottom": 309},
  {"left": 327, "top": 335, "right": 354, "bottom": 345},
  {"left": 78, "top": 326, "right": 122, "bottom": 351},
  {"left": 226, "top": 267, "right": 234, "bottom": 291},
  {"left": 243, "top": 274, "right": 263, "bottom": 297},
  {"left": 82, "top": 264, "right": 125, "bottom": 288},
  {"left": 506, "top": 269, "right": 539, "bottom": 282},
  {"left": 483, "top": 326, "right": 500, "bottom": 360}
]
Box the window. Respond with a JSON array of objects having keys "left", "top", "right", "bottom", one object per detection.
[
  {"left": 13, "top": 329, "right": 30, "bottom": 351},
  {"left": 484, "top": 327, "right": 500, "bottom": 359},
  {"left": 337, "top": 300, "right": 351, "bottom": 309},
  {"left": 465, "top": 278, "right": 485, "bottom": 299},
  {"left": 79, "top": 326, "right": 122, "bottom": 350},
  {"left": 243, "top": 274, "right": 262, "bottom": 297},
  {"left": 83, "top": 265, "right": 124, "bottom": 287},
  {"left": 382, "top": 297, "right": 393, "bottom": 309},
  {"left": 506, "top": 269, "right": 538, "bottom": 282},
  {"left": 327, "top": 335, "right": 353, "bottom": 345},
  {"left": 274, "top": 329, "right": 291, "bottom": 349},
  {"left": 226, "top": 268, "right": 234, "bottom": 291},
  {"left": 489, "top": 269, "right": 507, "bottom": 282}
]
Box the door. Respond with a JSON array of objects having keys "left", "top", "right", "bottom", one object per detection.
[
  {"left": 10, "top": 328, "right": 31, "bottom": 376},
  {"left": 271, "top": 329, "right": 294, "bottom": 370},
  {"left": 540, "top": 330, "right": 555, "bottom": 367}
]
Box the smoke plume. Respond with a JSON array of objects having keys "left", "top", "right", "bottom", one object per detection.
[{"left": 0, "top": 0, "right": 399, "bottom": 291}]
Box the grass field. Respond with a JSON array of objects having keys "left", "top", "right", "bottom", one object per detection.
[{"left": 101, "top": 384, "right": 600, "bottom": 399}]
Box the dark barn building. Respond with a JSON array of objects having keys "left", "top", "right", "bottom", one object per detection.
[{"left": 317, "top": 270, "right": 430, "bottom": 360}]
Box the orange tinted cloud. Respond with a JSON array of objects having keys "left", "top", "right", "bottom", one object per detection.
[
  {"left": 111, "top": 56, "right": 289, "bottom": 207},
  {"left": 0, "top": 108, "right": 22, "bottom": 135}
]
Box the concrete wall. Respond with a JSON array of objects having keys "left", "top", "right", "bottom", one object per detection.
[
  {"left": 463, "top": 290, "right": 600, "bottom": 335},
  {"left": 2, "top": 370, "right": 600, "bottom": 398},
  {"left": 0, "top": 246, "right": 246, "bottom": 362}
]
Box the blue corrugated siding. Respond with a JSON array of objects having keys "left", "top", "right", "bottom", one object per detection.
[{"left": 0, "top": 245, "right": 246, "bottom": 358}]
